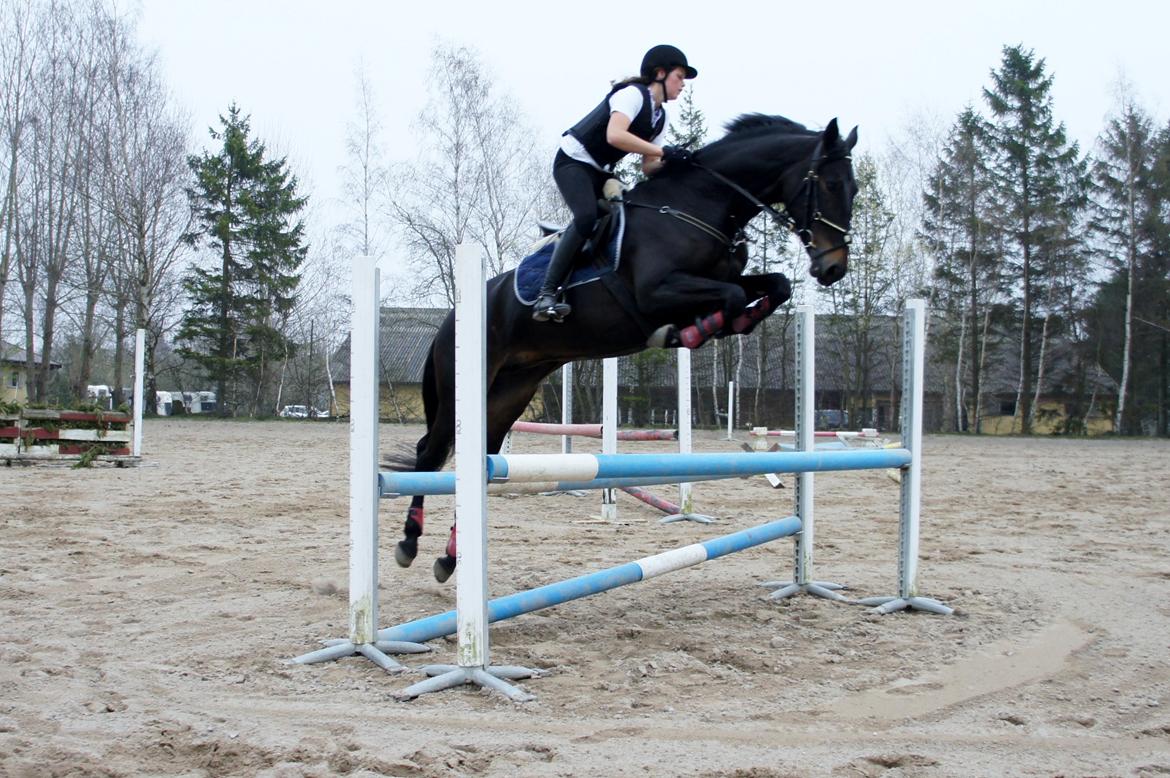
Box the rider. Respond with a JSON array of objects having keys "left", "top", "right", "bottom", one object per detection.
[{"left": 531, "top": 44, "right": 698, "bottom": 322}]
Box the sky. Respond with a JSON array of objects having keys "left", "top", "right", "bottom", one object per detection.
[{"left": 134, "top": 0, "right": 1169, "bottom": 281}]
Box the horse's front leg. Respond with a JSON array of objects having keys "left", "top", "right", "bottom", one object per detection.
[
  {"left": 727, "top": 272, "right": 791, "bottom": 336},
  {"left": 635, "top": 269, "right": 750, "bottom": 325}
]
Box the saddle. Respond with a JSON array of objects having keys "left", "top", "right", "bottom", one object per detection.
[{"left": 513, "top": 194, "right": 626, "bottom": 305}]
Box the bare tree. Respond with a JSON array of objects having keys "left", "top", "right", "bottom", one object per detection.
[
  {"left": 15, "top": 0, "right": 90, "bottom": 401},
  {"left": 338, "top": 61, "right": 390, "bottom": 262},
  {"left": 0, "top": 0, "right": 40, "bottom": 348},
  {"left": 385, "top": 42, "right": 550, "bottom": 306},
  {"left": 98, "top": 9, "right": 190, "bottom": 409}
]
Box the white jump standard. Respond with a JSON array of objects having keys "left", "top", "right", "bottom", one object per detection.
[
  {"left": 855, "top": 300, "right": 952, "bottom": 615},
  {"left": 290, "top": 255, "right": 431, "bottom": 671},
  {"left": 760, "top": 305, "right": 851, "bottom": 604}
]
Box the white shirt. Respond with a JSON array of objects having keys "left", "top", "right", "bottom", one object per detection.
[{"left": 560, "top": 84, "right": 670, "bottom": 170}]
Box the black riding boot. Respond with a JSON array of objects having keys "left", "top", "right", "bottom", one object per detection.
[{"left": 532, "top": 228, "right": 583, "bottom": 322}]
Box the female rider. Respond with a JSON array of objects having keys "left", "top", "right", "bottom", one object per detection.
[{"left": 532, "top": 44, "right": 698, "bottom": 322}]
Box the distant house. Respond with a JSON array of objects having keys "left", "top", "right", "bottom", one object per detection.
[
  {"left": 1, "top": 343, "right": 62, "bottom": 404},
  {"left": 331, "top": 305, "right": 1116, "bottom": 434},
  {"left": 330, "top": 307, "right": 948, "bottom": 431},
  {"left": 331, "top": 308, "right": 448, "bottom": 421},
  {"left": 958, "top": 324, "right": 1117, "bottom": 435}
]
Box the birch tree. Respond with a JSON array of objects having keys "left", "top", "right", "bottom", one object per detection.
[{"left": 1091, "top": 91, "right": 1157, "bottom": 434}]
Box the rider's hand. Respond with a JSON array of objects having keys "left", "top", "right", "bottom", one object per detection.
[{"left": 661, "top": 145, "right": 694, "bottom": 165}]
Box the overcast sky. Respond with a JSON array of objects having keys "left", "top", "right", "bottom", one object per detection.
[{"left": 136, "top": 0, "right": 1168, "bottom": 250}]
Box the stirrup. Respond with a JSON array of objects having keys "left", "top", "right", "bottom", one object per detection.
[{"left": 532, "top": 295, "right": 571, "bottom": 322}]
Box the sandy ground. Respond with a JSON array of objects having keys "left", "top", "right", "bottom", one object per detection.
[{"left": 2, "top": 418, "right": 1169, "bottom": 777}]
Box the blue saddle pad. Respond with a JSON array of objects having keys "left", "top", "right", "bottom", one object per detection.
[{"left": 513, "top": 205, "right": 625, "bottom": 304}]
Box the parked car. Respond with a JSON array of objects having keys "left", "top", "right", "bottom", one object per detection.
[
  {"left": 815, "top": 409, "right": 849, "bottom": 430},
  {"left": 280, "top": 405, "right": 309, "bottom": 419}
]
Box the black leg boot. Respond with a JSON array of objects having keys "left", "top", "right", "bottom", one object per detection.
[{"left": 532, "top": 228, "right": 584, "bottom": 322}]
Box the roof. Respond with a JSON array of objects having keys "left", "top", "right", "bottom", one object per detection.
[
  {"left": 1, "top": 342, "right": 62, "bottom": 369},
  {"left": 331, "top": 308, "right": 448, "bottom": 384}
]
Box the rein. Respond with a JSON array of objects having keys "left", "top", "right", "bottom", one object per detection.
[{"left": 631, "top": 153, "right": 853, "bottom": 262}]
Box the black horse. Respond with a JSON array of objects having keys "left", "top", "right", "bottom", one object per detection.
[{"left": 394, "top": 115, "right": 859, "bottom": 581}]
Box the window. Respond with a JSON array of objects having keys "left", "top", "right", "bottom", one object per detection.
[{"left": 8, "top": 371, "right": 17, "bottom": 389}]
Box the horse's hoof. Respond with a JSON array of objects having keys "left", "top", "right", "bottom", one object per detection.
[
  {"left": 395, "top": 539, "right": 417, "bottom": 568},
  {"left": 433, "top": 555, "right": 456, "bottom": 583}
]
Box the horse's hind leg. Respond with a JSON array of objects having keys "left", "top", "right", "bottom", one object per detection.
[
  {"left": 432, "top": 363, "right": 556, "bottom": 583},
  {"left": 396, "top": 334, "right": 456, "bottom": 568},
  {"left": 393, "top": 423, "right": 453, "bottom": 568}
]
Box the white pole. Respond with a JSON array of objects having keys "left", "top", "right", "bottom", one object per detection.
[
  {"left": 899, "top": 298, "right": 925, "bottom": 599},
  {"left": 393, "top": 244, "right": 538, "bottom": 699},
  {"left": 454, "top": 244, "right": 490, "bottom": 668},
  {"left": 794, "top": 306, "right": 815, "bottom": 585},
  {"left": 561, "top": 363, "right": 573, "bottom": 454},
  {"left": 677, "top": 348, "right": 693, "bottom": 513},
  {"left": 600, "top": 357, "right": 618, "bottom": 519},
  {"left": 726, "top": 380, "right": 735, "bottom": 440},
  {"left": 349, "top": 255, "right": 380, "bottom": 646},
  {"left": 857, "top": 297, "right": 951, "bottom": 615},
  {"left": 132, "top": 328, "right": 145, "bottom": 457}
]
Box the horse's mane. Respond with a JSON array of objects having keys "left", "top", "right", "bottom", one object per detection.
[
  {"left": 692, "top": 114, "right": 816, "bottom": 163},
  {"left": 722, "top": 113, "right": 810, "bottom": 138}
]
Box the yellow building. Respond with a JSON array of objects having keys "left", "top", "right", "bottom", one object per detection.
[{"left": 1, "top": 343, "right": 61, "bottom": 405}]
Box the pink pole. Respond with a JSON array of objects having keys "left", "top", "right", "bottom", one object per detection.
[
  {"left": 620, "top": 486, "right": 682, "bottom": 515},
  {"left": 511, "top": 421, "right": 603, "bottom": 438},
  {"left": 511, "top": 421, "right": 678, "bottom": 441}
]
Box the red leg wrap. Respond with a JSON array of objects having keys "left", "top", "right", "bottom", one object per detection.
[
  {"left": 679, "top": 311, "right": 726, "bottom": 349},
  {"left": 731, "top": 296, "right": 772, "bottom": 333}
]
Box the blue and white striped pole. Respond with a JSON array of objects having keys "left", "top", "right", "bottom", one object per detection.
[
  {"left": 379, "top": 516, "right": 801, "bottom": 645},
  {"left": 379, "top": 448, "right": 913, "bottom": 497}
]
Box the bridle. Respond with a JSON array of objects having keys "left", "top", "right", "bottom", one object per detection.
[
  {"left": 689, "top": 154, "right": 853, "bottom": 262},
  {"left": 627, "top": 146, "right": 852, "bottom": 263}
]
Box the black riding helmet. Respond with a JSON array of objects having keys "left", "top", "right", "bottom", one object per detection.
[{"left": 640, "top": 44, "right": 698, "bottom": 81}]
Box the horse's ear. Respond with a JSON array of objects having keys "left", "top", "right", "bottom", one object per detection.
[
  {"left": 823, "top": 118, "right": 840, "bottom": 146},
  {"left": 845, "top": 125, "right": 858, "bottom": 151}
]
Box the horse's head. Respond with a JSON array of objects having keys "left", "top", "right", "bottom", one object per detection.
[{"left": 791, "top": 119, "right": 858, "bottom": 287}]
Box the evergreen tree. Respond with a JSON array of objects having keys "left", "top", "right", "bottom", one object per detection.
[
  {"left": 1091, "top": 105, "right": 1170, "bottom": 435},
  {"left": 824, "top": 155, "right": 897, "bottom": 427},
  {"left": 1150, "top": 122, "right": 1170, "bottom": 435},
  {"left": 1090, "top": 99, "right": 1156, "bottom": 433},
  {"left": 615, "top": 86, "right": 707, "bottom": 187},
  {"left": 177, "top": 105, "right": 308, "bottom": 416},
  {"left": 667, "top": 88, "right": 707, "bottom": 149},
  {"left": 983, "top": 45, "right": 1089, "bottom": 433},
  {"left": 922, "top": 107, "right": 1001, "bottom": 431}
]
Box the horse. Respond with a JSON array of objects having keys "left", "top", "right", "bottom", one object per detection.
[{"left": 391, "top": 114, "right": 859, "bottom": 582}]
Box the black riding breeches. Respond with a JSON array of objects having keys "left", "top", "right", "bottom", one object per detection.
[{"left": 553, "top": 150, "right": 612, "bottom": 241}]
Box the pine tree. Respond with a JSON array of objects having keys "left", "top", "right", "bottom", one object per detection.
[
  {"left": 667, "top": 88, "right": 707, "bottom": 149},
  {"left": 1091, "top": 103, "right": 1170, "bottom": 435},
  {"left": 922, "top": 106, "right": 1001, "bottom": 431},
  {"left": 177, "top": 105, "right": 308, "bottom": 416},
  {"left": 983, "top": 45, "right": 1089, "bottom": 433},
  {"left": 1091, "top": 99, "right": 1156, "bottom": 433},
  {"left": 824, "top": 155, "right": 897, "bottom": 427},
  {"left": 615, "top": 86, "right": 708, "bottom": 187}
]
